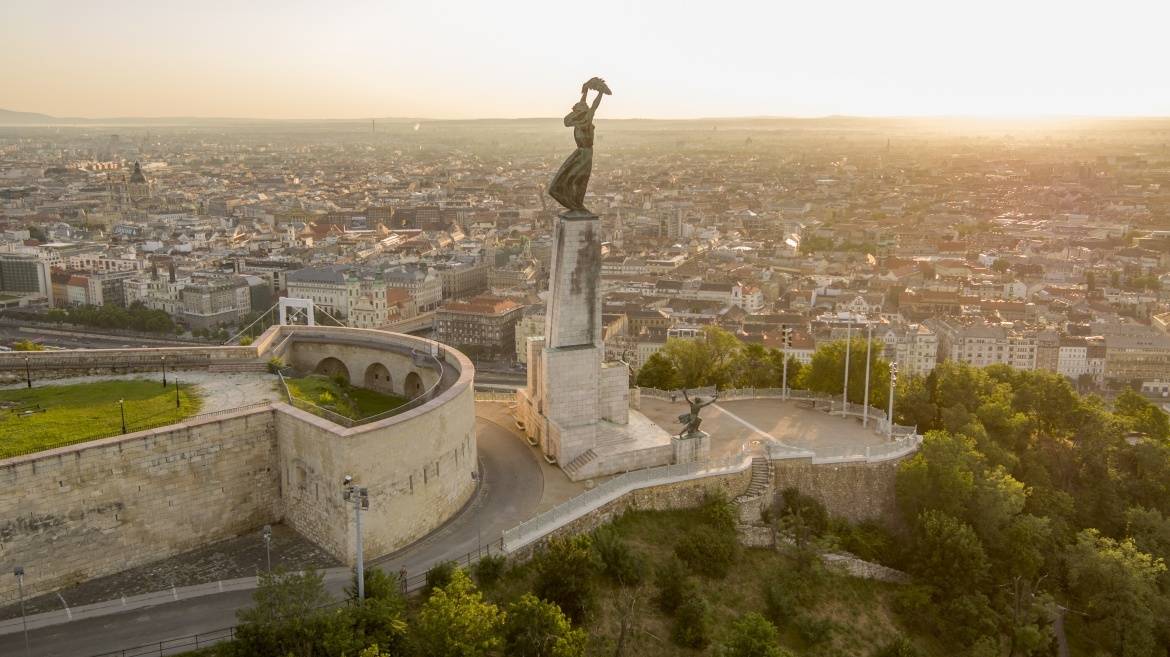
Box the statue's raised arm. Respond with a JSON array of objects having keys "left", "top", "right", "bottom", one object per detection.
[{"left": 548, "top": 77, "right": 611, "bottom": 214}]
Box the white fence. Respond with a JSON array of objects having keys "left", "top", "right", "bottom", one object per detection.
[{"left": 501, "top": 452, "right": 753, "bottom": 552}]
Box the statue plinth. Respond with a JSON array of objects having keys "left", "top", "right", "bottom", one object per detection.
[{"left": 672, "top": 430, "right": 710, "bottom": 464}]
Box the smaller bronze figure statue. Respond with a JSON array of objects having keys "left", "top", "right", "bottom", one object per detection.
[
  {"left": 549, "top": 77, "right": 611, "bottom": 213},
  {"left": 677, "top": 389, "right": 718, "bottom": 437}
]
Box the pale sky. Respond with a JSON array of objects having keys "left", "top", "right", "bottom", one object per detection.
[{"left": 3, "top": 0, "right": 1169, "bottom": 120}]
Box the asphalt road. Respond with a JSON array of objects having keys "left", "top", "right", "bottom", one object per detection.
[{"left": 0, "top": 408, "right": 545, "bottom": 657}]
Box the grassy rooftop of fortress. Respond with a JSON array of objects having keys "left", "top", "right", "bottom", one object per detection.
[
  {"left": 284, "top": 374, "right": 407, "bottom": 422},
  {"left": 0, "top": 380, "right": 202, "bottom": 458}
]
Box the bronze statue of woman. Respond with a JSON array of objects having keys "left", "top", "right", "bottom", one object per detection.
[{"left": 549, "top": 77, "right": 610, "bottom": 213}]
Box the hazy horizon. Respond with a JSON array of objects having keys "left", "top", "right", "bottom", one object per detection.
[{"left": 5, "top": 0, "right": 1170, "bottom": 120}]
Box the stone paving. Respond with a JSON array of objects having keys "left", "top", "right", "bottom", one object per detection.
[
  {"left": 639, "top": 396, "right": 887, "bottom": 458},
  {"left": 0, "top": 524, "right": 339, "bottom": 621}
]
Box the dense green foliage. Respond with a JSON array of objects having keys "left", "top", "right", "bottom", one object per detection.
[
  {"left": 635, "top": 326, "right": 803, "bottom": 391},
  {"left": 43, "top": 303, "right": 176, "bottom": 333},
  {"left": 887, "top": 362, "right": 1170, "bottom": 655}
]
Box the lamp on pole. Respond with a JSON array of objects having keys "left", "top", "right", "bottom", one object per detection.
[
  {"left": 862, "top": 322, "right": 873, "bottom": 428},
  {"left": 261, "top": 525, "right": 272, "bottom": 572},
  {"left": 24, "top": 356, "right": 32, "bottom": 389},
  {"left": 342, "top": 475, "right": 368, "bottom": 602},
  {"left": 119, "top": 399, "right": 127, "bottom": 434},
  {"left": 161, "top": 356, "right": 167, "bottom": 387},
  {"left": 781, "top": 327, "right": 791, "bottom": 401},
  {"left": 841, "top": 321, "right": 852, "bottom": 416},
  {"left": 175, "top": 376, "right": 181, "bottom": 409},
  {"left": 14, "top": 565, "right": 30, "bottom": 657},
  {"left": 888, "top": 362, "right": 898, "bottom": 440},
  {"left": 471, "top": 469, "right": 482, "bottom": 554}
]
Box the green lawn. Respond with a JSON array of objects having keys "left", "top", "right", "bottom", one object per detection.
[
  {"left": 0, "top": 379, "right": 202, "bottom": 458},
  {"left": 284, "top": 375, "right": 407, "bottom": 421}
]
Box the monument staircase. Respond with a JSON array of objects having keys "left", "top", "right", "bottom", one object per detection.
[
  {"left": 735, "top": 456, "right": 774, "bottom": 506},
  {"left": 561, "top": 448, "right": 599, "bottom": 479}
]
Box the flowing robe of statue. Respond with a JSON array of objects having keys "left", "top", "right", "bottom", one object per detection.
[{"left": 549, "top": 77, "right": 610, "bottom": 213}]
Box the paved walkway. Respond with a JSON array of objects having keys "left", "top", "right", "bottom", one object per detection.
[{"left": 639, "top": 396, "right": 887, "bottom": 459}]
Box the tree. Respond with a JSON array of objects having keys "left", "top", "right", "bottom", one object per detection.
[
  {"left": 896, "top": 431, "right": 982, "bottom": 522},
  {"left": 671, "top": 594, "right": 711, "bottom": 648},
  {"left": 1114, "top": 388, "right": 1170, "bottom": 442},
  {"left": 502, "top": 594, "right": 586, "bottom": 657},
  {"left": 795, "top": 337, "right": 890, "bottom": 410},
  {"left": 231, "top": 568, "right": 352, "bottom": 657},
  {"left": 991, "top": 258, "right": 1011, "bottom": 273},
  {"left": 635, "top": 352, "right": 680, "bottom": 390},
  {"left": 675, "top": 524, "right": 738, "bottom": 578},
  {"left": 413, "top": 570, "right": 504, "bottom": 657},
  {"left": 1065, "top": 529, "right": 1166, "bottom": 657},
  {"left": 593, "top": 526, "right": 647, "bottom": 586},
  {"left": 733, "top": 343, "right": 779, "bottom": 389},
  {"left": 719, "top": 612, "right": 791, "bottom": 657},
  {"left": 911, "top": 511, "right": 990, "bottom": 596},
  {"left": 533, "top": 535, "right": 599, "bottom": 624}
]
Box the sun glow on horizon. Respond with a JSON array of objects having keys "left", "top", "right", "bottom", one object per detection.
[{"left": 3, "top": 0, "right": 1169, "bottom": 120}]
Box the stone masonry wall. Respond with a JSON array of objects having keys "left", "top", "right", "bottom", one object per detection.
[
  {"left": 508, "top": 467, "right": 752, "bottom": 561},
  {"left": 0, "top": 409, "right": 281, "bottom": 605},
  {"left": 771, "top": 459, "right": 903, "bottom": 524}
]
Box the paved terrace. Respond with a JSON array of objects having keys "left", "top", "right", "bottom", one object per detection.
[{"left": 639, "top": 395, "right": 889, "bottom": 459}]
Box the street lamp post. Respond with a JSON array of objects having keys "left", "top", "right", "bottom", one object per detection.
[
  {"left": 119, "top": 399, "right": 127, "bottom": 434},
  {"left": 24, "top": 356, "right": 31, "bottom": 389},
  {"left": 261, "top": 525, "right": 272, "bottom": 572},
  {"left": 471, "top": 469, "right": 482, "bottom": 554},
  {"left": 888, "top": 362, "right": 898, "bottom": 440},
  {"left": 862, "top": 322, "right": 873, "bottom": 427},
  {"left": 175, "top": 377, "right": 181, "bottom": 409},
  {"left": 841, "top": 322, "right": 852, "bottom": 416},
  {"left": 343, "top": 476, "right": 369, "bottom": 602},
  {"left": 161, "top": 356, "right": 167, "bottom": 387},
  {"left": 781, "top": 327, "right": 791, "bottom": 400},
  {"left": 14, "top": 565, "right": 30, "bottom": 657}
]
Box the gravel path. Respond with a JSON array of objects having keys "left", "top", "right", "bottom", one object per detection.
[{"left": 0, "top": 370, "right": 284, "bottom": 414}]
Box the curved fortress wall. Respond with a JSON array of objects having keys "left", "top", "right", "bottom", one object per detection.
[{"left": 0, "top": 326, "right": 476, "bottom": 605}]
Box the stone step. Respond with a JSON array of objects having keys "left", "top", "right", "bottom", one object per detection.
[{"left": 562, "top": 449, "right": 598, "bottom": 477}]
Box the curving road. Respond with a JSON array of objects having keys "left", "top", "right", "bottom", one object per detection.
[{"left": 0, "top": 404, "right": 545, "bottom": 657}]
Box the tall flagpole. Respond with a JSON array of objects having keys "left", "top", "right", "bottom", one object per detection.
[
  {"left": 863, "top": 321, "right": 873, "bottom": 427},
  {"left": 841, "top": 321, "right": 851, "bottom": 416}
]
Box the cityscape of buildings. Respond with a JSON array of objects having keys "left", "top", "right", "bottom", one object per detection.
[{"left": 3, "top": 118, "right": 1170, "bottom": 396}]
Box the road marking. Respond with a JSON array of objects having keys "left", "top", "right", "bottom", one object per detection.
[{"left": 712, "top": 404, "right": 776, "bottom": 441}]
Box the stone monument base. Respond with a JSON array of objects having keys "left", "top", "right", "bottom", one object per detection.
[
  {"left": 560, "top": 409, "right": 675, "bottom": 481},
  {"left": 672, "top": 430, "right": 711, "bottom": 464}
]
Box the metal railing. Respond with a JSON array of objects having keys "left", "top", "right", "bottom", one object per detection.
[
  {"left": 88, "top": 626, "right": 236, "bottom": 657},
  {"left": 502, "top": 452, "right": 754, "bottom": 552}
]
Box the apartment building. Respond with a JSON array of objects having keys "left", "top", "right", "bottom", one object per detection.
[
  {"left": 931, "top": 318, "right": 1038, "bottom": 371},
  {"left": 435, "top": 295, "right": 525, "bottom": 357}
]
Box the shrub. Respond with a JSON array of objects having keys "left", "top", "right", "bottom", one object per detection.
[
  {"left": 675, "top": 525, "right": 738, "bottom": 578},
  {"left": 593, "top": 526, "right": 647, "bottom": 586},
  {"left": 654, "top": 557, "right": 692, "bottom": 614},
  {"left": 779, "top": 487, "right": 829, "bottom": 536},
  {"left": 833, "top": 519, "right": 897, "bottom": 565},
  {"left": 331, "top": 372, "right": 349, "bottom": 387},
  {"left": 319, "top": 390, "right": 336, "bottom": 405},
  {"left": 239, "top": 335, "right": 254, "bottom": 346},
  {"left": 671, "top": 595, "right": 711, "bottom": 648},
  {"left": 472, "top": 554, "right": 507, "bottom": 588},
  {"left": 699, "top": 488, "right": 737, "bottom": 531},
  {"left": 793, "top": 614, "right": 835, "bottom": 646},
  {"left": 267, "top": 356, "right": 285, "bottom": 373},
  {"left": 721, "top": 612, "right": 789, "bottom": 657},
  {"left": 424, "top": 561, "right": 457, "bottom": 595},
  {"left": 871, "top": 636, "right": 922, "bottom": 657},
  {"left": 533, "top": 535, "right": 598, "bottom": 624},
  {"left": 502, "top": 594, "right": 587, "bottom": 657}
]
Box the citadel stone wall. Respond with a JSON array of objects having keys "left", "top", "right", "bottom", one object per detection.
[
  {"left": 0, "top": 408, "right": 281, "bottom": 605},
  {"left": 771, "top": 459, "right": 902, "bottom": 524}
]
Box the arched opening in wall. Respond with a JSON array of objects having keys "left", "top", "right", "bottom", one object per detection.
[
  {"left": 363, "top": 362, "right": 393, "bottom": 393},
  {"left": 314, "top": 357, "right": 350, "bottom": 383},
  {"left": 404, "top": 371, "right": 424, "bottom": 399}
]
